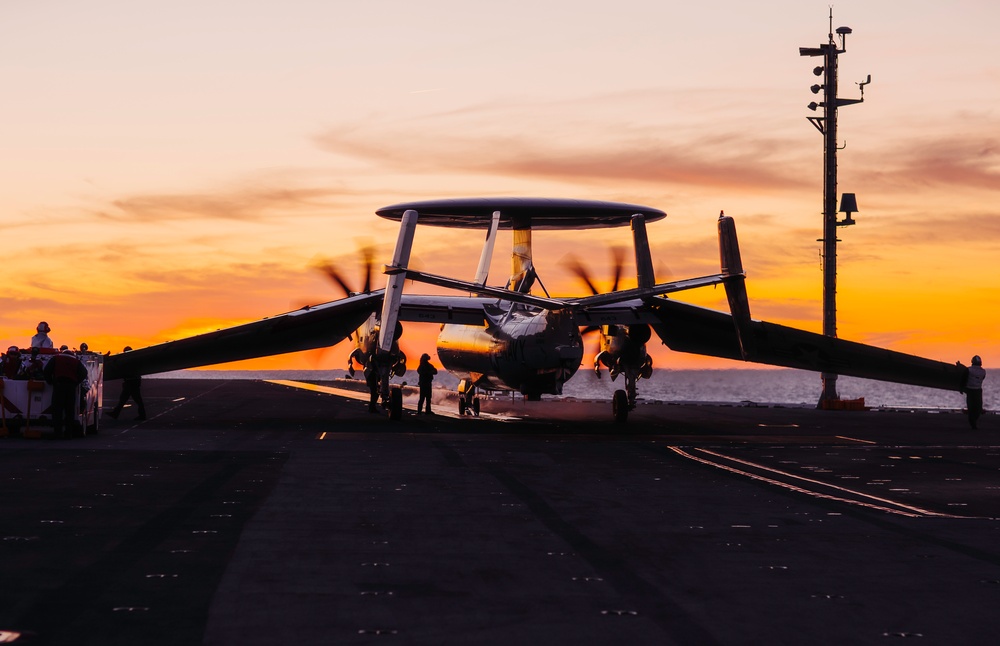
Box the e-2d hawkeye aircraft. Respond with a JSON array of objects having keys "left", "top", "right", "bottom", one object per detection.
[{"left": 104, "top": 197, "right": 967, "bottom": 422}]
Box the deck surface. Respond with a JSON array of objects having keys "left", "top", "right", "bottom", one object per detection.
[{"left": 1, "top": 378, "right": 997, "bottom": 645}]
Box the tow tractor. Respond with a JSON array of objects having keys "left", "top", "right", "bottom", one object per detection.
[{"left": 0, "top": 350, "right": 104, "bottom": 438}]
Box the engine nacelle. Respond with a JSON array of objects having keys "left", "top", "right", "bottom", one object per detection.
[{"left": 437, "top": 324, "right": 504, "bottom": 390}]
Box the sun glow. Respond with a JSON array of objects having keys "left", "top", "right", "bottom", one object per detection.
[{"left": 0, "top": 2, "right": 996, "bottom": 373}]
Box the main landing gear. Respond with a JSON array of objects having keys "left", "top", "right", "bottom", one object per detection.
[
  {"left": 457, "top": 381, "right": 481, "bottom": 417},
  {"left": 457, "top": 397, "right": 480, "bottom": 417},
  {"left": 612, "top": 389, "right": 629, "bottom": 423},
  {"left": 388, "top": 385, "right": 403, "bottom": 421}
]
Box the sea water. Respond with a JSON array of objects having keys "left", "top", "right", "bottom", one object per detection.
[{"left": 151, "top": 368, "right": 994, "bottom": 410}]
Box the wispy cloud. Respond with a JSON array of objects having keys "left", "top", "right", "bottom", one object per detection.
[
  {"left": 92, "top": 186, "right": 348, "bottom": 223},
  {"left": 313, "top": 94, "right": 812, "bottom": 193},
  {"left": 862, "top": 211, "right": 1000, "bottom": 247},
  {"left": 316, "top": 127, "right": 810, "bottom": 192},
  {"left": 854, "top": 128, "right": 1000, "bottom": 193}
]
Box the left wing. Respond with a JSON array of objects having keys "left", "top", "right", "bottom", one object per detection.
[
  {"left": 104, "top": 292, "right": 496, "bottom": 379},
  {"left": 105, "top": 292, "right": 383, "bottom": 379}
]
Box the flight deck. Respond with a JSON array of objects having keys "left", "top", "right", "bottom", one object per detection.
[{"left": 1, "top": 378, "right": 997, "bottom": 645}]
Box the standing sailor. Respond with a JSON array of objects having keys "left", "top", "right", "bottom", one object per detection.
[
  {"left": 363, "top": 351, "right": 380, "bottom": 413},
  {"left": 963, "top": 356, "right": 987, "bottom": 429},
  {"left": 31, "top": 322, "right": 53, "bottom": 349},
  {"left": 107, "top": 346, "right": 147, "bottom": 421},
  {"left": 417, "top": 353, "right": 437, "bottom": 415}
]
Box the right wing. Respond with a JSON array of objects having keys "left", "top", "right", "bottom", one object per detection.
[
  {"left": 648, "top": 298, "right": 966, "bottom": 392},
  {"left": 694, "top": 214, "right": 968, "bottom": 392}
]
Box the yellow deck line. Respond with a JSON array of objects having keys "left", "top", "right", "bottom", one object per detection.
[
  {"left": 265, "top": 379, "right": 372, "bottom": 402},
  {"left": 265, "top": 379, "right": 494, "bottom": 421}
]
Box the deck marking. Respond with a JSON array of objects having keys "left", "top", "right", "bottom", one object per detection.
[
  {"left": 113, "top": 383, "right": 226, "bottom": 436},
  {"left": 266, "top": 380, "right": 370, "bottom": 402},
  {"left": 836, "top": 435, "right": 877, "bottom": 444},
  {"left": 668, "top": 446, "right": 971, "bottom": 519},
  {"left": 265, "top": 380, "right": 510, "bottom": 421},
  {"left": 693, "top": 446, "right": 967, "bottom": 518}
]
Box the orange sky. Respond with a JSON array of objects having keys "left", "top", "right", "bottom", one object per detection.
[{"left": 0, "top": 1, "right": 997, "bottom": 375}]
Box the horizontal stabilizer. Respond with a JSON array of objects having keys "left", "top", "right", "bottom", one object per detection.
[
  {"left": 387, "top": 265, "right": 569, "bottom": 310},
  {"left": 390, "top": 264, "right": 728, "bottom": 311},
  {"left": 572, "top": 274, "right": 727, "bottom": 308}
]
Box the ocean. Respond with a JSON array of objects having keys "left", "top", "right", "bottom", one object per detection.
[{"left": 150, "top": 368, "right": 994, "bottom": 411}]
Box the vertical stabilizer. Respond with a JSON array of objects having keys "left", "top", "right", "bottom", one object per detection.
[
  {"left": 718, "top": 212, "right": 755, "bottom": 360},
  {"left": 507, "top": 227, "right": 534, "bottom": 292},
  {"left": 474, "top": 211, "right": 501, "bottom": 286},
  {"left": 378, "top": 209, "right": 418, "bottom": 354},
  {"left": 631, "top": 214, "right": 656, "bottom": 289}
]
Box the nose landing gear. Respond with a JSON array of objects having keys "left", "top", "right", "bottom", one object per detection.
[
  {"left": 611, "top": 367, "right": 640, "bottom": 423},
  {"left": 388, "top": 384, "right": 403, "bottom": 421}
]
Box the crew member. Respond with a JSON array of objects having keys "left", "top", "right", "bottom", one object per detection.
[
  {"left": 43, "top": 347, "right": 87, "bottom": 439},
  {"left": 31, "top": 322, "right": 53, "bottom": 349},
  {"left": 107, "top": 346, "right": 146, "bottom": 421},
  {"left": 3, "top": 347, "right": 22, "bottom": 379},
  {"left": 24, "top": 348, "right": 44, "bottom": 380},
  {"left": 76, "top": 344, "right": 92, "bottom": 411},
  {"left": 962, "top": 356, "right": 987, "bottom": 429},
  {"left": 417, "top": 353, "right": 437, "bottom": 415},
  {"left": 364, "top": 352, "right": 379, "bottom": 413}
]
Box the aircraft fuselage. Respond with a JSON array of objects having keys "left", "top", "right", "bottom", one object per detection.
[{"left": 437, "top": 304, "right": 583, "bottom": 398}]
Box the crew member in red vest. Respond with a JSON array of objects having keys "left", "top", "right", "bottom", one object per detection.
[
  {"left": 107, "top": 346, "right": 146, "bottom": 421},
  {"left": 42, "top": 348, "right": 87, "bottom": 439}
]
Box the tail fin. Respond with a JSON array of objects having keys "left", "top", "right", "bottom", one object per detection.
[
  {"left": 631, "top": 214, "right": 656, "bottom": 289},
  {"left": 473, "top": 210, "right": 501, "bottom": 286},
  {"left": 378, "top": 209, "right": 418, "bottom": 354},
  {"left": 718, "top": 212, "right": 754, "bottom": 360},
  {"left": 507, "top": 227, "right": 535, "bottom": 293}
]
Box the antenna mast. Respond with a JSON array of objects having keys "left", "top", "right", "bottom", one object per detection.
[{"left": 799, "top": 11, "right": 871, "bottom": 407}]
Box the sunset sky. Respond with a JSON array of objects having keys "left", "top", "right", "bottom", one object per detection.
[{"left": 1, "top": 1, "right": 997, "bottom": 375}]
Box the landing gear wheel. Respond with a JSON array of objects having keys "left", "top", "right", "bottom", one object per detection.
[
  {"left": 388, "top": 385, "right": 403, "bottom": 421},
  {"left": 86, "top": 408, "right": 99, "bottom": 435},
  {"left": 472, "top": 398, "right": 481, "bottom": 417},
  {"left": 612, "top": 389, "right": 629, "bottom": 423},
  {"left": 458, "top": 399, "right": 467, "bottom": 416}
]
